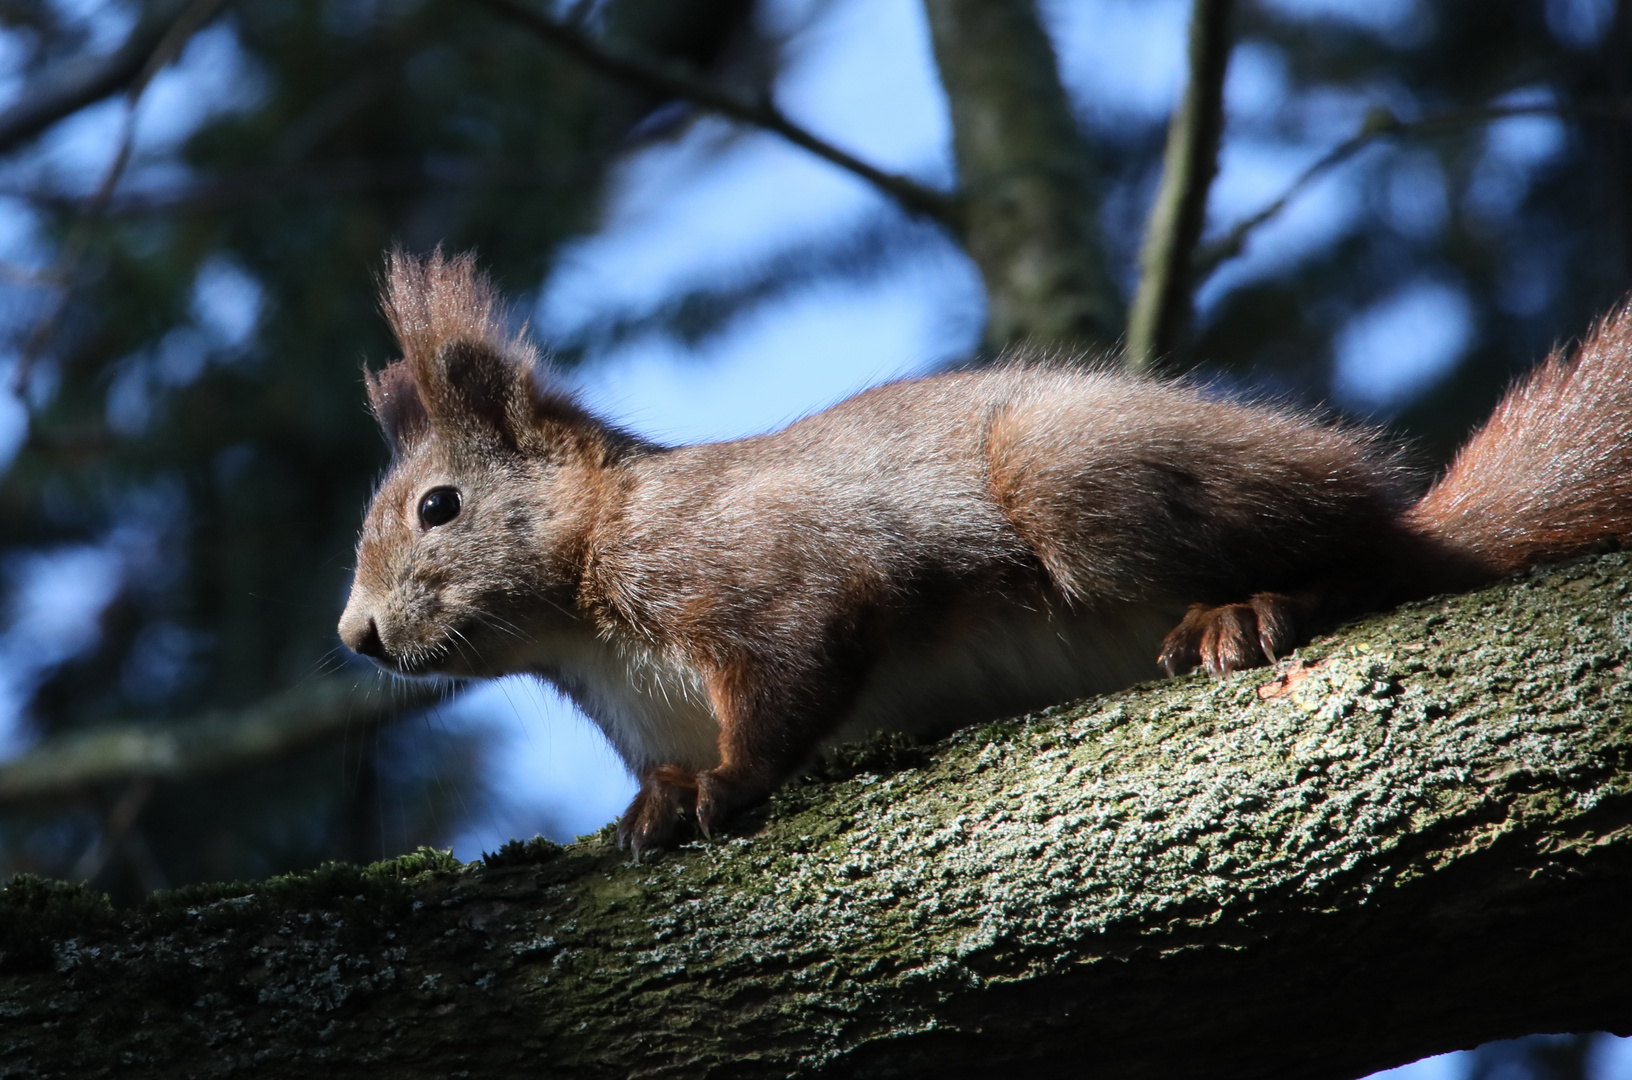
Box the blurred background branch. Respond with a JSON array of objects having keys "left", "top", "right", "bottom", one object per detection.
[
  {"left": 476, "top": 0, "right": 958, "bottom": 224},
  {"left": 0, "top": 0, "right": 188, "bottom": 154},
  {"left": 12, "top": 0, "right": 231, "bottom": 392},
  {"left": 1194, "top": 95, "right": 1632, "bottom": 284},
  {"left": 1126, "top": 0, "right": 1234, "bottom": 373},
  {"left": 924, "top": 0, "right": 1122, "bottom": 351},
  {"left": 0, "top": 677, "right": 438, "bottom": 805}
]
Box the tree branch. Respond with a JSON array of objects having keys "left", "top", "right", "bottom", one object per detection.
[
  {"left": 1126, "top": 0, "right": 1234, "bottom": 374},
  {"left": 473, "top": 0, "right": 958, "bottom": 225},
  {"left": 1193, "top": 96, "right": 1632, "bottom": 283},
  {"left": 5, "top": 555, "right": 1632, "bottom": 1077},
  {"left": 11, "top": 0, "right": 232, "bottom": 392},
  {"left": 923, "top": 0, "right": 1123, "bottom": 352},
  {"left": 0, "top": 157, "right": 599, "bottom": 216},
  {"left": 0, "top": 677, "right": 442, "bottom": 806},
  {"left": 0, "top": 23, "right": 157, "bottom": 156},
  {"left": 0, "top": 0, "right": 232, "bottom": 157}
]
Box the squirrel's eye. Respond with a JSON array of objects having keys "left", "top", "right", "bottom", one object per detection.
[{"left": 418, "top": 487, "right": 461, "bottom": 528}]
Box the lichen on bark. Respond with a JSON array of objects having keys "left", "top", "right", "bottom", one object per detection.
[{"left": 5, "top": 556, "right": 1632, "bottom": 1079}]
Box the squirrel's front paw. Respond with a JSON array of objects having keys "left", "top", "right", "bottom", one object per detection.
[
  {"left": 617, "top": 765, "right": 699, "bottom": 859},
  {"left": 1158, "top": 592, "right": 1295, "bottom": 677}
]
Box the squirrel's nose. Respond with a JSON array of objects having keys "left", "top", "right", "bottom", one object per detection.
[
  {"left": 351, "top": 618, "right": 387, "bottom": 660},
  {"left": 339, "top": 605, "right": 388, "bottom": 660}
]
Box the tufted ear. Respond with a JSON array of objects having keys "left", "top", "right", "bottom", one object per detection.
[
  {"left": 375, "top": 245, "right": 559, "bottom": 452},
  {"left": 424, "top": 337, "right": 542, "bottom": 450},
  {"left": 364, "top": 360, "right": 429, "bottom": 456}
]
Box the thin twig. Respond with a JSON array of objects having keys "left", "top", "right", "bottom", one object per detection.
[
  {"left": 1126, "top": 0, "right": 1234, "bottom": 374},
  {"left": 0, "top": 16, "right": 160, "bottom": 156},
  {"left": 10, "top": 0, "right": 231, "bottom": 395},
  {"left": 70, "top": 776, "right": 156, "bottom": 883},
  {"left": 1193, "top": 96, "right": 1632, "bottom": 283},
  {"left": 474, "top": 0, "right": 959, "bottom": 226},
  {"left": 0, "top": 156, "right": 604, "bottom": 215}
]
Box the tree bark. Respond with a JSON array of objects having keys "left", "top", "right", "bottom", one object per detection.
[
  {"left": 923, "top": 0, "right": 1123, "bottom": 352},
  {"left": 5, "top": 554, "right": 1632, "bottom": 1078}
]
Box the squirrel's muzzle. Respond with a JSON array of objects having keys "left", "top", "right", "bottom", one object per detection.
[{"left": 338, "top": 601, "right": 388, "bottom": 661}]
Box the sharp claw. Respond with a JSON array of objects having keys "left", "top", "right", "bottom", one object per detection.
[
  {"left": 695, "top": 790, "right": 714, "bottom": 841},
  {"left": 1260, "top": 633, "right": 1278, "bottom": 664},
  {"left": 1205, "top": 649, "right": 1226, "bottom": 678}
]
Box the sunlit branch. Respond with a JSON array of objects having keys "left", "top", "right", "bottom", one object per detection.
[{"left": 474, "top": 0, "right": 960, "bottom": 227}]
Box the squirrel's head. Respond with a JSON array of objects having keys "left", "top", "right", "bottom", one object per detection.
[{"left": 338, "top": 249, "right": 628, "bottom": 677}]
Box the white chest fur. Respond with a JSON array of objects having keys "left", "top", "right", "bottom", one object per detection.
[
  {"left": 528, "top": 629, "right": 721, "bottom": 774},
  {"left": 528, "top": 594, "right": 1180, "bottom": 779}
]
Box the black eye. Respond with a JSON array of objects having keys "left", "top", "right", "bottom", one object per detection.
[{"left": 418, "top": 487, "right": 461, "bottom": 528}]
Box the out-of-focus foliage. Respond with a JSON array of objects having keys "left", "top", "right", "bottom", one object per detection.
[{"left": 0, "top": 0, "right": 761, "bottom": 896}]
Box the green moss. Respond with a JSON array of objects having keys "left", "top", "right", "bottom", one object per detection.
[
  {"left": 0, "top": 874, "right": 115, "bottom": 971},
  {"left": 135, "top": 846, "right": 463, "bottom": 935},
  {"left": 481, "top": 835, "right": 566, "bottom": 869},
  {"left": 801, "top": 731, "right": 929, "bottom": 784},
  {"left": 364, "top": 844, "right": 462, "bottom": 882}
]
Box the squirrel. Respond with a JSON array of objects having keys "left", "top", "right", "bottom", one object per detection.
[{"left": 339, "top": 249, "right": 1632, "bottom": 856}]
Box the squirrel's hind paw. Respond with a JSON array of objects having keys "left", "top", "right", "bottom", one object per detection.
[{"left": 1158, "top": 593, "right": 1296, "bottom": 677}]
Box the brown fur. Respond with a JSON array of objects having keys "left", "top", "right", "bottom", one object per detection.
[
  {"left": 1410, "top": 305, "right": 1632, "bottom": 573},
  {"left": 339, "top": 252, "right": 1632, "bottom": 856}
]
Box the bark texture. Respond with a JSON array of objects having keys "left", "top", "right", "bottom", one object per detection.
[
  {"left": 5, "top": 555, "right": 1632, "bottom": 1079},
  {"left": 924, "top": 0, "right": 1122, "bottom": 352}
]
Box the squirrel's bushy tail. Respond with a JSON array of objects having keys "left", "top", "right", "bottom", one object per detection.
[{"left": 1410, "top": 304, "right": 1632, "bottom": 576}]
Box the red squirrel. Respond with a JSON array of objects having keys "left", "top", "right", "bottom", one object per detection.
[{"left": 338, "top": 250, "right": 1632, "bottom": 855}]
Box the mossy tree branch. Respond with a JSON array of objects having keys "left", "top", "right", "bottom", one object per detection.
[
  {"left": 5, "top": 556, "right": 1632, "bottom": 1078},
  {"left": 1126, "top": 0, "right": 1234, "bottom": 374}
]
